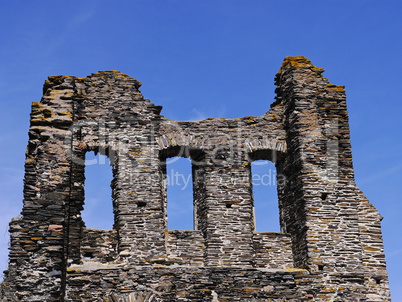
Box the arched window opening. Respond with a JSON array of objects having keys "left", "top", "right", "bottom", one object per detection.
[
  {"left": 166, "top": 156, "right": 194, "bottom": 230},
  {"left": 251, "top": 160, "right": 280, "bottom": 232},
  {"left": 82, "top": 151, "right": 114, "bottom": 230}
]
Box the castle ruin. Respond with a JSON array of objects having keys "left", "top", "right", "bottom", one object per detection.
[{"left": 0, "top": 57, "right": 390, "bottom": 301}]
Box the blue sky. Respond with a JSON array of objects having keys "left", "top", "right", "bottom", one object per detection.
[{"left": 1, "top": 1, "right": 401, "bottom": 300}]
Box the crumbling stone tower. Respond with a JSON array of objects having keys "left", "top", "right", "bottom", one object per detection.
[{"left": 0, "top": 57, "right": 390, "bottom": 301}]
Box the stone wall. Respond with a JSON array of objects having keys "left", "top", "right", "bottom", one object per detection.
[{"left": 0, "top": 57, "right": 391, "bottom": 301}]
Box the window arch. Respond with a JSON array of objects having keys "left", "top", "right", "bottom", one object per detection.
[
  {"left": 249, "top": 149, "right": 284, "bottom": 233},
  {"left": 165, "top": 156, "right": 193, "bottom": 230},
  {"left": 159, "top": 146, "right": 206, "bottom": 231},
  {"left": 251, "top": 160, "right": 280, "bottom": 232},
  {"left": 82, "top": 151, "right": 114, "bottom": 230},
  {"left": 66, "top": 146, "right": 118, "bottom": 264}
]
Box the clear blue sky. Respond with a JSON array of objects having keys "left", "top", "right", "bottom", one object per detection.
[{"left": 1, "top": 1, "right": 401, "bottom": 300}]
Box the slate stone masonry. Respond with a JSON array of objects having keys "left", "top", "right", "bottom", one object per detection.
[{"left": 0, "top": 57, "right": 390, "bottom": 301}]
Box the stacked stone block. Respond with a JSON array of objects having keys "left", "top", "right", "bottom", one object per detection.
[{"left": 0, "top": 57, "right": 390, "bottom": 301}]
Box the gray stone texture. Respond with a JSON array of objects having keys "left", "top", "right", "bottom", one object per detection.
[{"left": 0, "top": 57, "right": 390, "bottom": 301}]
